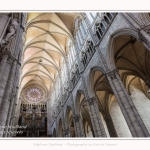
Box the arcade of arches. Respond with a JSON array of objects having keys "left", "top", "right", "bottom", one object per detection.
[{"left": 0, "top": 12, "right": 150, "bottom": 137}]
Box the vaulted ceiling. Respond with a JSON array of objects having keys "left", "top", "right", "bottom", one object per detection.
[{"left": 20, "top": 13, "right": 78, "bottom": 103}]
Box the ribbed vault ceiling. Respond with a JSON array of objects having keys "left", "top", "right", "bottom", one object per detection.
[{"left": 20, "top": 13, "right": 78, "bottom": 102}]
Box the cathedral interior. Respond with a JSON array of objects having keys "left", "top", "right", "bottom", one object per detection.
[{"left": 0, "top": 12, "right": 150, "bottom": 137}]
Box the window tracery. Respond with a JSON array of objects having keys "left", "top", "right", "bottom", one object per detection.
[
  {"left": 24, "top": 87, "right": 44, "bottom": 102},
  {"left": 22, "top": 86, "right": 45, "bottom": 103}
]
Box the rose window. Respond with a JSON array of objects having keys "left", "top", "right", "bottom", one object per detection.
[{"left": 24, "top": 87, "right": 44, "bottom": 102}]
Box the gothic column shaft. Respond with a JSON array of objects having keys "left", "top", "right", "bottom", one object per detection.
[
  {"left": 107, "top": 69, "right": 150, "bottom": 137},
  {"left": 10, "top": 65, "right": 20, "bottom": 117},
  {"left": 4, "top": 63, "right": 20, "bottom": 137},
  {"left": 73, "top": 114, "right": 85, "bottom": 137},
  {"left": 87, "top": 97, "right": 107, "bottom": 137},
  {"left": 3, "top": 58, "right": 21, "bottom": 137},
  {"left": 105, "top": 115, "right": 118, "bottom": 137},
  {"left": 73, "top": 37, "right": 84, "bottom": 73},
  {"left": 0, "top": 56, "right": 20, "bottom": 132},
  {"left": 4, "top": 96, "right": 15, "bottom": 137},
  {"left": 0, "top": 55, "right": 8, "bottom": 80},
  {"left": 0, "top": 59, "right": 11, "bottom": 108},
  {"left": 0, "top": 61, "right": 17, "bottom": 137}
]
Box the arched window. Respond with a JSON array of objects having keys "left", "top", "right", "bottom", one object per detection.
[
  {"left": 76, "top": 33, "right": 81, "bottom": 50},
  {"left": 86, "top": 12, "right": 97, "bottom": 25},
  {"left": 95, "top": 23, "right": 105, "bottom": 40},
  {"left": 96, "top": 30, "right": 101, "bottom": 40},
  {"left": 104, "top": 16, "right": 110, "bottom": 25},
  {"left": 100, "top": 23, "right": 105, "bottom": 32},
  {"left": 72, "top": 45, "right": 76, "bottom": 60},
  {"left": 74, "top": 17, "right": 79, "bottom": 28},
  {"left": 86, "top": 12, "right": 94, "bottom": 24},
  {"left": 68, "top": 51, "right": 72, "bottom": 69},
  {"left": 91, "top": 12, "right": 97, "bottom": 18},
  {"left": 61, "top": 59, "right": 67, "bottom": 84},
  {"left": 99, "top": 27, "right": 103, "bottom": 35},
  {"left": 87, "top": 41, "right": 95, "bottom": 55},
  {"left": 75, "top": 22, "right": 86, "bottom": 50},
  {"left": 106, "top": 13, "right": 113, "bottom": 20},
  {"left": 81, "top": 51, "right": 87, "bottom": 66},
  {"left": 80, "top": 21, "right": 87, "bottom": 38}
]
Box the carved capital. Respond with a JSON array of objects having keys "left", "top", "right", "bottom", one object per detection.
[
  {"left": 107, "top": 69, "right": 118, "bottom": 80},
  {"left": 87, "top": 97, "right": 94, "bottom": 106},
  {"left": 63, "top": 128, "right": 70, "bottom": 136},
  {"left": 73, "top": 114, "right": 81, "bottom": 123},
  {"left": 87, "top": 96, "right": 98, "bottom": 106}
]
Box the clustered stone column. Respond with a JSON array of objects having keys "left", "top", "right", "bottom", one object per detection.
[
  {"left": 73, "top": 114, "right": 85, "bottom": 137},
  {"left": 0, "top": 13, "right": 26, "bottom": 137},
  {"left": 63, "top": 128, "right": 71, "bottom": 137},
  {"left": 104, "top": 114, "right": 117, "bottom": 137},
  {"left": 106, "top": 69, "right": 150, "bottom": 137},
  {"left": 86, "top": 97, "right": 107, "bottom": 137}
]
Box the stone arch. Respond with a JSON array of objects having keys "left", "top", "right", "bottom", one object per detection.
[
  {"left": 89, "top": 67, "right": 118, "bottom": 137},
  {"left": 106, "top": 29, "right": 150, "bottom": 136},
  {"left": 86, "top": 66, "right": 106, "bottom": 97},
  {"left": 74, "top": 90, "right": 94, "bottom": 137},
  {"left": 64, "top": 105, "right": 76, "bottom": 137},
  {"left": 64, "top": 105, "right": 73, "bottom": 127},
  {"left": 104, "top": 15, "right": 110, "bottom": 25},
  {"left": 74, "top": 90, "right": 86, "bottom": 114},
  {"left": 106, "top": 28, "right": 139, "bottom": 70}
]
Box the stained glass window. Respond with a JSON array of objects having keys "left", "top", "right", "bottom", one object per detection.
[{"left": 25, "top": 87, "right": 44, "bottom": 102}]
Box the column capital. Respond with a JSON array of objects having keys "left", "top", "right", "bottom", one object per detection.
[
  {"left": 106, "top": 68, "right": 119, "bottom": 80},
  {"left": 73, "top": 114, "right": 81, "bottom": 123},
  {"left": 63, "top": 128, "right": 71, "bottom": 136},
  {"left": 86, "top": 96, "right": 98, "bottom": 106}
]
